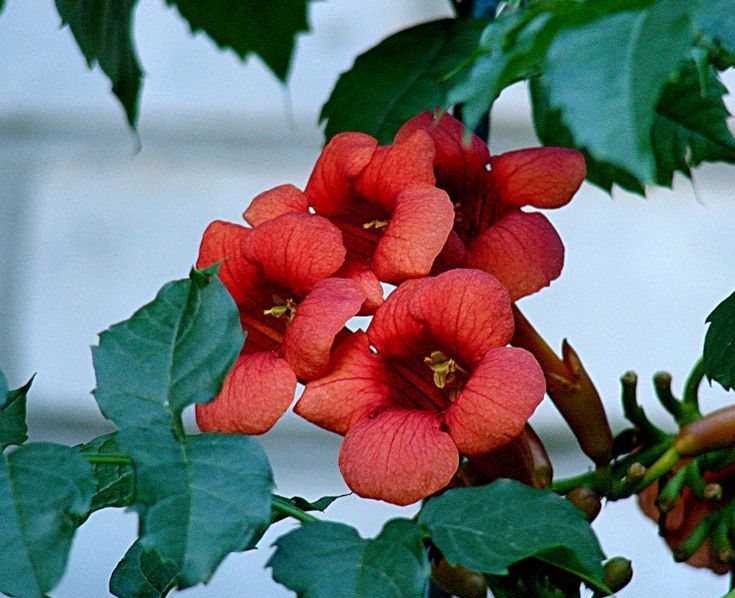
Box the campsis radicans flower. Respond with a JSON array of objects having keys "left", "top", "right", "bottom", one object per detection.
[
  {"left": 195, "top": 212, "right": 364, "bottom": 435},
  {"left": 395, "top": 111, "right": 586, "bottom": 300},
  {"left": 244, "top": 129, "right": 456, "bottom": 312},
  {"left": 295, "top": 269, "right": 546, "bottom": 505}
]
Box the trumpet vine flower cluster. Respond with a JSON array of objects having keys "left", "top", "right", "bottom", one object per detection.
[{"left": 195, "top": 111, "right": 587, "bottom": 505}]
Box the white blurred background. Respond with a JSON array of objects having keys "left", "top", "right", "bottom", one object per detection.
[{"left": 1, "top": 1, "right": 735, "bottom": 596}]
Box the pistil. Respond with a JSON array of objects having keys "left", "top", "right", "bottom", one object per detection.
[
  {"left": 424, "top": 350, "right": 467, "bottom": 399},
  {"left": 263, "top": 295, "right": 297, "bottom": 323}
]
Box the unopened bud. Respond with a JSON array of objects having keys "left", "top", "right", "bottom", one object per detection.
[
  {"left": 626, "top": 462, "right": 647, "bottom": 483},
  {"left": 602, "top": 557, "right": 633, "bottom": 593},
  {"left": 431, "top": 559, "right": 487, "bottom": 598},
  {"left": 704, "top": 483, "right": 723, "bottom": 502},
  {"left": 719, "top": 547, "right": 735, "bottom": 564},
  {"left": 566, "top": 487, "right": 602, "bottom": 522},
  {"left": 612, "top": 428, "right": 641, "bottom": 458}
]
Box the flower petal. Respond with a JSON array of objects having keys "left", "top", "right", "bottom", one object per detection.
[
  {"left": 243, "top": 184, "right": 309, "bottom": 227},
  {"left": 305, "top": 132, "right": 378, "bottom": 217},
  {"left": 353, "top": 129, "right": 436, "bottom": 211},
  {"left": 444, "top": 347, "right": 545, "bottom": 456},
  {"left": 197, "top": 220, "right": 259, "bottom": 306},
  {"left": 490, "top": 147, "right": 586, "bottom": 209},
  {"left": 295, "top": 331, "right": 392, "bottom": 435},
  {"left": 283, "top": 278, "right": 365, "bottom": 380},
  {"left": 431, "top": 230, "right": 468, "bottom": 274},
  {"left": 411, "top": 269, "right": 515, "bottom": 367},
  {"left": 466, "top": 210, "right": 564, "bottom": 301},
  {"left": 242, "top": 212, "right": 346, "bottom": 297},
  {"left": 396, "top": 111, "right": 490, "bottom": 205},
  {"left": 338, "top": 408, "right": 459, "bottom": 505},
  {"left": 195, "top": 351, "right": 296, "bottom": 435},
  {"left": 335, "top": 258, "right": 384, "bottom": 314},
  {"left": 372, "top": 184, "right": 455, "bottom": 283}
]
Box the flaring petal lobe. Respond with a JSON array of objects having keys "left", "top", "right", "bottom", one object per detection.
[
  {"left": 444, "top": 347, "right": 545, "bottom": 456},
  {"left": 490, "top": 147, "right": 586, "bottom": 209},
  {"left": 353, "top": 130, "right": 436, "bottom": 211},
  {"left": 466, "top": 210, "right": 564, "bottom": 301},
  {"left": 242, "top": 212, "right": 346, "bottom": 297},
  {"left": 295, "top": 331, "right": 392, "bottom": 435},
  {"left": 306, "top": 132, "right": 378, "bottom": 216},
  {"left": 411, "top": 269, "right": 515, "bottom": 367},
  {"left": 372, "top": 184, "right": 455, "bottom": 283},
  {"left": 335, "top": 259, "right": 384, "bottom": 314},
  {"left": 283, "top": 278, "right": 365, "bottom": 381},
  {"left": 197, "top": 220, "right": 259, "bottom": 307},
  {"left": 338, "top": 408, "right": 459, "bottom": 505},
  {"left": 195, "top": 351, "right": 297, "bottom": 435},
  {"left": 243, "top": 184, "right": 309, "bottom": 227}
]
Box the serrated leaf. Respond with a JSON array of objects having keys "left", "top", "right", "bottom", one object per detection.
[
  {"left": 704, "top": 290, "right": 735, "bottom": 390},
  {"left": 165, "top": 0, "right": 313, "bottom": 82},
  {"left": 0, "top": 371, "right": 33, "bottom": 450},
  {"left": 418, "top": 480, "right": 607, "bottom": 591},
  {"left": 55, "top": 0, "right": 143, "bottom": 129},
  {"left": 269, "top": 519, "right": 429, "bottom": 598},
  {"left": 78, "top": 433, "right": 134, "bottom": 512},
  {"left": 270, "top": 493, "right": 346, "bottom": 524},
  {"left": 652, "top": 62, "right": 735, "bottom": 186},
  {"left": 530, "top": 75, "right": 645, "bottom": 195},
  {"left": 0, "top": 443, "right": 95, "bottom": 598},
  {"left": 92, "top": 266, "right": 244, "bottom": 432},
  {"left": 117, "top": 429, "right": 273, "bottom": 589},
  {"left": 693, "top": 0, "right": 735, "bottom": 57},
  {"left": 544, "top": 0, "right": 695, "bottom": 183},
  {"left": 110, "top": 540, "right": 179, "bottom": 598},
  {"left": 321, "top": 18, "right": 485, "bottom": 144}
]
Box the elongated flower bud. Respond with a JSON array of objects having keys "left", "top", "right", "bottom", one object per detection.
[
  {"left": 675, "top": 406, "right": 735, "bottom": 457},
  {"left": 431, "top": 558, "right": 487, "bottom": 598},
  {"left": 602, "top": 557, "right": 633, "bottom": 594}
]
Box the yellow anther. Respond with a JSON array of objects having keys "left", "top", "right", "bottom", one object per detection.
[
  {"left": 263, "top": 296, "right": 297, "bottom": 322},
  {"left": 423, "top": 350, "right": 466, "bottom": 390},
  {"left": 362, "top": 219, "right": 390, "bottom": 230}
]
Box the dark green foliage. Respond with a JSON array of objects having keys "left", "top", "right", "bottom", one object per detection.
[
  {"left": 270, "top": 493, "right": 346, "bottom": 524},
  {"left": 55, "top": 0, "right": 143, "bottom": 128},
  {"left": 0, "top": 371, "right": 32, "bottom": 449},
  {"left": 110, "top": 541, "right": 179, "bottom": 598},
  {"left": 78, "top": 433, "right": 134, "bottom": 512},
  {"left": 704, "top": 290, "right": 735, "bottom": 390},
  {"left": 321, "top": 18, "right": 485, "bottom": 144}
]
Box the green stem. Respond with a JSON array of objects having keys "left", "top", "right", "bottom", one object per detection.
[
  {"left": 682, "top": 358, "right": 705, "bottom": 422},
  {"left": 271, "top": 496, "right": 319, "bottom": 524},
  {"left": 653, "top": 371, "right": 685, "bottom": 423},
  {"left": 83, "top": 453, "right": 133, "bottom": 465},
  {"left": 635, "top": 447, "right": 680, "bottom": 491},
  {"left": 620, "top": 372, "right": 667, "bottom": 442}
]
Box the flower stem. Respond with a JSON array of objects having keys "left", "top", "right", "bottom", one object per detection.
[
  {"left": 682, "top": 357, "right": 705, "bottom": 422},
  {"left": 271, "top": 495, "right": 319, "bottom": 524}
]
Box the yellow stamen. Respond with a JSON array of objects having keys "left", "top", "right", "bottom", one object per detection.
[
  {"left": 263, "top": 295, "right": 297, "bottom": 323},
  {"left": 362, "top": 219, "right": 390, "bottom": 230},
  {"left": 423, "top": 350, "right": 466, "bottom": 390}
]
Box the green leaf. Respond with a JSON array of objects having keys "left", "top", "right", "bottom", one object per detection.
[
  {"left": 320, "top": 18, "right": 485, "bottom": 144},
  {"left": 651, "top": 62, "right": 735, "bottom": 186},
  {"left": 78, "top": 433, "right": 134, "bottom": 512},
  {"left": 704, "top": 290, "right": 735, "bottom": 390},
  {"left": 55, "top": 0, "right": 143, "bottom": 129},
  {"left": 692, "top": 0, "right": 735, "bottom": 57},
  {"left": 110, "top": 541, "right": 179, "bottom": 598},
  {"left": 271, "top": 493, "right": 346, "bottom": 524},
  {"left": 530, "top": 75, "right": 645, "bottom": 195},
  {"left": 117, "top": 429, "right": 273, "bottom": 589},
  {"left": 165, "top": 0, "right": 313, "bottom": 82},
  {"left": 419, "top": 480, "right": 608, "bottom": 591},
  {"left": 92, "top": 266, "right": 244, "bottom": 433},
  {"left": 544, "top": 0, "right": 695, "bottom": 183},
  {"left": 0, "top": 443, "right": 95, "bottom": 598},
  {"left": 269, "top": 519, "right": 429, "bottom": 597},
  {"left": 0, "top": 371, "right": 33, "bottom": 450}
]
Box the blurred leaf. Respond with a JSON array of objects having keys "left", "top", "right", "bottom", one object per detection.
[
  {"left": 165, "top": 0, "right": 313, "bottom": 81},
  {"left": 78, "top": 433, "right": 134, "bottom": 512},
  {"left": 419, "top": 479, "right": 608, "bottom": 592},
  {"left": 704, "top": 290, "right": 735, "bottom": 390},
  {"left": 92, "top": 266, "right": 244, "bottom": 433},
  {"left": 544, "top": 0, "right": 695, "bottom": 183},
  {"left": 110, "top": 541, "right": 179, "bottom": 598},
  {"left": 0, "top": 371, "right": 33, "bottom": 450},
  {"left": 321, "top": 18, "right": 485, "bottom": 144},
  {"left": 692, "top": 0, "right": 735, "bottom": 57},
  {"left": 269, "top": 519, "right": 429, "bottom": 597},
  {"left": 271, "top": 493, "right": 346, "bottom": 524},
  {"left": 55, "top": 0, "right": 143, "bottom": 128},
  {"left": 0, "top": 443, "right": 95, "bottom": 598}
]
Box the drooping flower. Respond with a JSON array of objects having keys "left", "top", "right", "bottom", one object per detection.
[
  {"left": 295, "top": 269, "right": 545, "bottom": 505},
  {"left": 243, "top": 130, "right": 456, "bottom": 312},
  {"left": 395, "top": 111, "right": 586, "bottom": 300},
  {"left": 638, "top": 464, "right": 735, "bottom": 574},
  {"left": 195, "top": 212, "right": 364, "bottom": 435}
]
